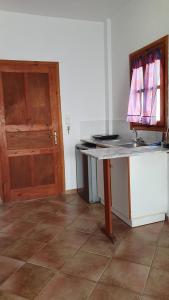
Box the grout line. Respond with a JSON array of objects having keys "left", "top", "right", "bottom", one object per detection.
[
  {"left": 0, "top": 259, "right": 25, "bottom": 287},
  {"left": 58, "top": 271, "right": 98, "bottom": 284},
  {"left": 86, "top": 281, "right": 98, "bottom": 300},
  {"left": 95, "top": 278, "right": 143, "bottom": 297},
  {"left": 141, "top": 240, "right": 159, "bottom": 297}
]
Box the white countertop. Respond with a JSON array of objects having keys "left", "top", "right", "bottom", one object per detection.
[
  {"left": 82, "top": 145, "right": 168, "bottom": 160},
  {"left": 80, "top": 138, "right": 121, "bottom": 148}
]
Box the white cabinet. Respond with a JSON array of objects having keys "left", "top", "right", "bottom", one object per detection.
[
  {"left": 98, "top": 152, "right": 168, "bottom": 227},
  {"left": 129, "top": 152, "right": 168, "bottom": 226}
]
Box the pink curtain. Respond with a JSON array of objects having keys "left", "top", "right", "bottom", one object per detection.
[
  {"left": 127, "top": 49, "right": 161, "bottom": 125},
  {"left": 141, "top": 59, "right": 160, "bottom": 125},
  {"left": 127, "top": 65, "right": 143, "bottom": 123}
]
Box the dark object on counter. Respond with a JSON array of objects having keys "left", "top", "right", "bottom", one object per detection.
[
  {"left": 162, "top": 142, "right": 169, "bottom": 148},
  {"left": 149, "top": 141, "right": 161, "bottom": 146},
  {"left": 92, "top": 134, "right": 119, "bottom": 140}
]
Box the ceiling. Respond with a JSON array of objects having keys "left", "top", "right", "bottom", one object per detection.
[{"left": 0, "top": 0, "right": 131, "bottom": 21}]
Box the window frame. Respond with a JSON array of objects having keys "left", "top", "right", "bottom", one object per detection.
[{"left": 129, "top": 35, "right": 168, "bottom": 131}]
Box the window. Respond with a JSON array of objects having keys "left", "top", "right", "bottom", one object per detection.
[{"left": 127, "top": 36, "right": 168, "bottom": 131}]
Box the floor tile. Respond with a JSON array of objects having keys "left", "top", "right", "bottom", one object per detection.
[
  {"left": 61, "top": 250, "right": 110, "bottom": 282},
  {"left": 53, "top": 229, "right": 91, "bottom": 249},
  {"left": 0, "top": 234, "right": 16, "bottom": 254},
  {"left": 0, "top": 291, "right": 28, "bottom": 300},
  {"left": 111, "top": 217, "right": 130, "bottom": 232},
  {"left": 49, "top": 201, "right": 85, "bottom": 217},
  {"left": 40, "top": 212, "right": 76, "bottom": 227},
  {"left": 54, "top": 194, "right": 89, "bottom": 209},
  {"left": 50, "top": 194, "right": 73, "bottom": 204},
  {"left": 162, "top": 222, "right": 169, "bottom": 232},
  {"left": 89, "top": 283, "right": 141, "bottom": 300},
  {"left": 36, "top": 272, "right": 95, "bottom": 300},
  {"left": 24, "top": 211, "right": 59, "bottom": 224},
  {"left": 68, "top": 216, "right": 100, "bottom": 233},
  {"left": 158, "top": 230, "right": 169, "bottom": 248},
  {"left": 0, "top": 205, "right": 10, "bottom": 215},
  {"left": 29, "top": 242, "right": 77, "bottom": 271},
  {"left": 27, "top": 223, "right": 64, "bottom": 243},
  {"left": 0, "top": 255, "right": 24, "bottom": 285},
  {"left": 65, "top": 195, "right": 89, "bottom": 208},
  {"left": 2, "top": 238, "right": 45, "bottom": 261},
  {"left": 152, "top": 247, "right": 169, "bottom": 271},
  {"left": 0, "top": 195, "right": 167, "bottom": 300},
  {"left": 1, "top": 221, "right": 35, "bottom": 238},
  {"left": 0, "top": 263, "right": 54, "bottom": 300},
  {"left": 144, "top": 267, "right": 169, "bottom": 299},
  {"left": 95, "top": 218, "right": 130, "bottom": 240},
  {"left": 113, "top": 238, "right": 156, "bottom": 266},
  {"left": 0, "top": 211, "right": 18, "bottom": 224},
  {"left": 124, "top": 223, "right": 162, "bottom": 245},
  {"left": 142, "top": 296, "right": 163, "bottom": 300},
  {"left": 0, "top": 220, "right": 16, "bottom": 231},
  {"left": 81, "top": 233, "right": 116, "bottom": 257},
  {"left": 3, "top": 206, "right": 30, "bottom": 220},
  {"left": 100, "top": 258, "right": 149, "bottom": 293},
  {"left": 81, "top": 205, "right": 105, "bottom": 221}
]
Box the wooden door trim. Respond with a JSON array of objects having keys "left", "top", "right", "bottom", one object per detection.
[
  {"left": 50, "top": 63, "right": 65, "bottom": 192},
  {"left": 0, "top": 60, "right": 60, "bottom": 73},
  {"left": 0, "top": 60, "right": 59, "bottom": 66},
  {"left": 0, "top": 73, "right": 11, "bottom": 201},
  {"left": 0, "top": 60, "right": 65, "bottom": 202}
]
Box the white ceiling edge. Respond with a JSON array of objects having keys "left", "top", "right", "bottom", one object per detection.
[{"left": 0, "top": 0, "right": 131, "bottom": 21}]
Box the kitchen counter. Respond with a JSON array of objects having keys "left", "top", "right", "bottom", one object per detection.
[
  {"left": 80, "top": 139, "right": 168, "bottom": 236},
  {"left": 80, "top": 138, "right": 121, "bottom": 148},
  {"left": 81, "top": 144, "right": 168, "bottom": 160}
]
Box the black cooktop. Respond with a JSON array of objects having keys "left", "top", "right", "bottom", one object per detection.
[{"left": 92, "top": 134, "right": 119, "bottom": 140}]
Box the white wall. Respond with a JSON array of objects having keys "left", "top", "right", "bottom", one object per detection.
[
  {"left": 0, "top": 10, "right": 106, "bottom": 190},
  {"left": 110, "top": 0, "right": 169, "bottom": 213},
  {"left": 110, "top": 0, "right": 169, "bottom": 142}
]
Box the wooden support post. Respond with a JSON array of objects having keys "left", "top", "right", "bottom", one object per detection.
[{"left": 102, "top": 159, "right": 115, "bottom": 242}]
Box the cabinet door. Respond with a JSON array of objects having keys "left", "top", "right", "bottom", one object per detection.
[
  {"left": 130, "top": 153, "right": 168, "bottom": 219},
  {"left": 98, "top": 158, "right": 130, "bottom": 222},
  {"left": 111, "top": 158, "right": 130, "bottom": 220}
]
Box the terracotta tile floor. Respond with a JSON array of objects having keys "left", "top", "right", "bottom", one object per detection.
[{"left": 0, "top": 194, "right": 168, "bottom": 299}]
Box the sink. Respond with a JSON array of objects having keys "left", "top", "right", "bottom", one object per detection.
[{"left": 119, "top": 143, "right": 147, "bottom": 148}]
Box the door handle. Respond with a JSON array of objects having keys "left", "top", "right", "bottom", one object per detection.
[{"left": 54, "top": 131, "right": 57, "bottom": 144}]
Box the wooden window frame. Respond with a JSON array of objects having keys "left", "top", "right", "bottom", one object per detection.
[{"left": 129, "top": 35, "right": 168, "bottom": 131}]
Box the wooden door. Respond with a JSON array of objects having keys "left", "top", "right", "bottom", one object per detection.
[{"left": 0, "top": 60, "right": 65, "bottom": 202}]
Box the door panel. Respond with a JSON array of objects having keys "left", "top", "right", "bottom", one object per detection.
[
  {"left": 32, "top": 154, "right": 55, "bottom": 186},
  {"left": 26, "top": 73, "right": 52, "bottom": 125},
  {"left": 0, "top": 60, "right": 64, "bottom": 202},
  {"left": 9, "top": 156, "right": 32, "bottom": 189},
  {"left": 2, "top": 72, "right": 27, "bottom": 125},
  {"left": 6, "top": 131, "right": 53, "bottom": 150}
]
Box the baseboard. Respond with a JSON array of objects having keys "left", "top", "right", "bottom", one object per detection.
[
  {"left": 112, "top": 210, "right": 165, "bottom": 227},
  {"left": 64, "top": 189, "right": 77, "bottom": 195},
  {"left": 100, "top": 198, "right": 166, "bottom": 227},
  {"left": 131, "top": 213, "right": 166, "bottom": 227}
]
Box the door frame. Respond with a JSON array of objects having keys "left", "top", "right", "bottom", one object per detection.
[{"left": 0, "top": 59, "right": 65, "bottom": 202}]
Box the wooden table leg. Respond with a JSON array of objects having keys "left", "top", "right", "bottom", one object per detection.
[{"left": 101, "top": 159, "right": 116, "bottom": 242}]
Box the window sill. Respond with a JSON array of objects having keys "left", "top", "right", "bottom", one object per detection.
[{"left": 130, "top": 123, "right": 167, "bottom": 132}]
